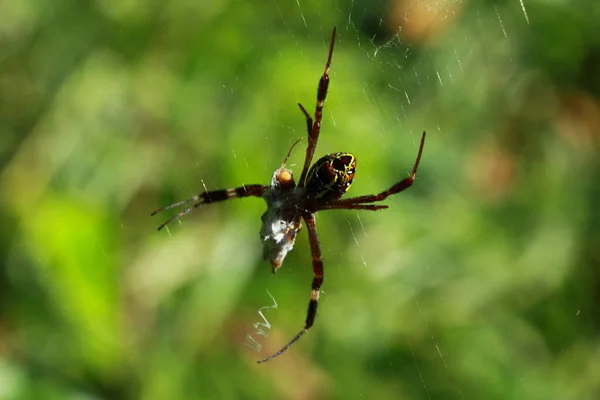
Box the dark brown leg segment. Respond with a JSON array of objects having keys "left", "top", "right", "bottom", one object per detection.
[
  {"left": 298, "top": 27, "right": 337, "bottom": 187},
  {"left": 328, "top": 131, "right": 426, "bottom": 207},
  {"left": 151, "top": 184, "right": 266, "bottom": 231},
  {"left": 317, "top": 204, "right": 389, "bottom": 211}
]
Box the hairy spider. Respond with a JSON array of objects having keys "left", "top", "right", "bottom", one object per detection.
[{"left": 151, "top": 27, "right": 426, "bottom": 363}]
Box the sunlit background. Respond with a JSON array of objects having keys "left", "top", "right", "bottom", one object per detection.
[{"left": 1, "top": 0, "right": 599, "bottom": 399}]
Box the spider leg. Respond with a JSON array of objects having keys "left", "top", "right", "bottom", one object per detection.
[
  {"left": 298, "top": 103, "right": 312, "bottom": 142},
  {"left": 327, "top": 131, "right": 426, "bottom": 207},
  {"left": 317, "top": 204, "right": 389, "bottom": 211},
  {"left": 151, "top": 184, "right": 266, "bottom": 231},
  {"left": 298, "top": 27, "right": 337, "bottom": 187},
  {"left": 257, "top": 213, "right": 322, "bottom": 363}
]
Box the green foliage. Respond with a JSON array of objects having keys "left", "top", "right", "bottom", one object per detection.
[{"left": 1, "top": 1, "right": 599, "bottom": 399}]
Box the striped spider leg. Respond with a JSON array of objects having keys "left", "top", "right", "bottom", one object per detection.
[
  {"left": 296, "top": 27, "right": 337, "bottom": 187},
  {"left": 151, "top": 185, "right": 267, "bottom": 231},
  {"left": 317, "top": 131, "right": 426, "bottom": 212},
  {"left": 151, "top": 138, "right": 304, "bottom": 231}
]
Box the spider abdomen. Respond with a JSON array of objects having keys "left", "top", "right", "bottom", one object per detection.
[{"left": 306, "top": 152, "right": 356, "bottom": 202}]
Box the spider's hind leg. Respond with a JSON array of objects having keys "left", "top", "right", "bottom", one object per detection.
[{"left": 257, "top": 212, "right": 322, "bottom": 363}]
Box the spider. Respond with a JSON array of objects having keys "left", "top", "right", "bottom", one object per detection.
[{"left": 151, "top": 27, "right": 426, "bottom": 363}]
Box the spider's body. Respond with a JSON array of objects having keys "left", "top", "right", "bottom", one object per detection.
[
  {"left": 260, "top": 166, "right": 303, "bottom": 271},
  {"left": 151, "top": 27, "right": 426, "bottom": 364},
  {"left": 261, "top": 151, "right": 356, "bottom": 270},
  {"left": 306, "top": 152, "right": 356, "bottom": 201}
]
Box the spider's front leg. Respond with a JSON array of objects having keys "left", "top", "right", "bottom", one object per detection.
[
  {"left": 151, "top": 184, "right": 266, "bottom": 231},
  {"left": 319, "top": 131, "right": 426, "bottom": 210},
  {"left": 257, "top": 213, "right": 322, "bottom": 363},
  {"left": 298, "top": 27, "right": 337, "bottom": 187}
]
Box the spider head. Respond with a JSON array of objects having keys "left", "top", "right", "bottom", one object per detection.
[
  {"left": 270, "top": 137, "right": 302, "bottom": 191},
  {"left": 305, "top": 152, "right": 356, "bottom": 201},
  {"left": 272, "top": 166, "right": 295, "bottom": 190}
]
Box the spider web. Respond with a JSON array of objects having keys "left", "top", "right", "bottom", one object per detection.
[
  {"left": 256, "top": 3, "right": 461, "bottom": 392},
  {"left": 1, "top": 0, "right": 594, "bottom": 398},
  {"left": 235, "top": 0, "right": 593, "bottom": 398},
  {"left": 325, "top": 2, "right": 529, "bottom": 397}
]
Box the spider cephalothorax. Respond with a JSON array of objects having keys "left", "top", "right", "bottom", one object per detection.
[
  {"left": 151, "top": 27, "right": 426, "bottom": 363},
  {"left": 260, "top": 164, "right": 302, "bottom": 272},
  {"left": 260, "top": 151, "right": 357, "bottom": 271}
]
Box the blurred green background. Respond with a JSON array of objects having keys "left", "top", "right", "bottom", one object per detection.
[{"left": 1, "top": 0, "right": 599, "bottom": 399}]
